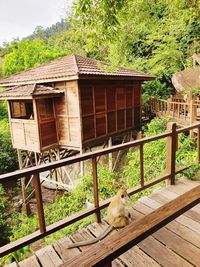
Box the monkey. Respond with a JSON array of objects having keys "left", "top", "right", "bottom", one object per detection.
[{"left": 67, "top": 189, "right": 131, "bottom": 249}]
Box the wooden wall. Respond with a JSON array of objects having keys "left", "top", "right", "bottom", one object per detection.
[
  {"left": 79, "top": 80, "right": 141, "bottom": 146},
  {"left": 54, "top": 81, "right": 81, "bottom": 150},
  {"left": 10, "top": 119, "right": 40, "bottom": 152}
]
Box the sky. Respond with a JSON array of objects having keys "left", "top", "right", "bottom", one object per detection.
[{"left": 0, "top": 0, "right": 71, "bottom": 46}]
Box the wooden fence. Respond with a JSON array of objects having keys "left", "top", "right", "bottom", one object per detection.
[
  {"left": 150, "top": 98, "right": 200, "bottom": 124},
  {"left": 0, "top": 122, "right": 200, "bottom": 258}
]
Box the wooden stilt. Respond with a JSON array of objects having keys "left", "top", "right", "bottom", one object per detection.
[
  {"left": 17, "top": 149, "right": 31, "bottom": 215},
  {"left": 108, "top": 137, "right": 112, "bottom": 171}
]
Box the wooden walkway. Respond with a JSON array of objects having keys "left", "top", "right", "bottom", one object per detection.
[{"left": 6, "top": 178, "right": 200, "bottom": 267}]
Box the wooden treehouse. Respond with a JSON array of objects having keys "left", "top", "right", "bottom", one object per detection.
[
  {"left": 0, "top": 122, "right": 200, "bottom": 267},
  {"left": 0, "top": 54, "right": 154, "bottom": 190}
]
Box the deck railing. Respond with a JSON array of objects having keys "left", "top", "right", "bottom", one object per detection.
[
  {"left": 0, "top": 122, "right": 200, "bottom": 258},
  {"left": 150, "top": 98, "right": 200, "bottom": 124}
]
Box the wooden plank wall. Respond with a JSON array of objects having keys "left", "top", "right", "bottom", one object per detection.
[
  {"left": 54, "top": 81, "right": 81, "bottom": 149},
  {"left": 10, "top": 120, "right": 40, "bottom": 152},
  {"left": 79, "top": 80, "right": 142, "bottom": 146}
]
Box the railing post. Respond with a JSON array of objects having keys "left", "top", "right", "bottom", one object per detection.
[
  {"left": 33, "top": 173, "right": 46, "bottom": 233},
  {"left": 166, "top": 122, "right": 177, "bottom": 185},
  {"left": 140, "top": 144, "right": 144, "bottom": 187},
  {"left": 92, "top": 156, "right": 101, "bottom": 223},
  {"left": 167, "top": 97, "right": 171, "bottom": 115},
  {"left": 190, "top": 99, "right": 195, "bottom": 124},
  {"left": 198, "top": 126, "right": 200, "bottom": 164}
]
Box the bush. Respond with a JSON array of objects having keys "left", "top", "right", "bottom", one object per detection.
[
  {"left": 142, "top": 80, "right": 170, "bottom": 104},
  {"left": 0, "top": 184, "right": 11, "bottom": 246},
  {"left": 0, "top": 119, "right": 18, "bottom": 174},
  {"left": 123, "top": 117, "right": 198, "bottom": 188}
]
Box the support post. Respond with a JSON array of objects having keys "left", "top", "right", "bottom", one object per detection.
[
  {"left": 17, "top": 149, "right": 31, "bottom": 215},
  {"left": 166, "top": 122, "right": 177, "bottom": 185},
  {"left": 190, "top": 99, "right": 196, "bottom": 138},
  {"left": 108, "top": 137, "right": 112, "bottom": 171},
  {"left": 197, "top": 126, "right": 200, "bottom": 164},
  {"left": 80, "top": 148, "right": 85, "bottom": 176},
  {"left": 33, "top": 173, "right": 46, "bottom": 233},
  {"left": 92, "top": 156, "right": 101, "bottom": 223},
  {"left": 140, "top": 144, "right": 144, "bottom": 187}
]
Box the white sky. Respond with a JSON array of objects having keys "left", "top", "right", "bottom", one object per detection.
[{"left": 0, "top": 0, "right": 71, "bottom": 46}]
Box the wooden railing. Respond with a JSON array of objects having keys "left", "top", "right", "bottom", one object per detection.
[
  {"left": 194, "top": 100, "right": 200, "bottom": 121},
  {"left": 150, "top": 98, "right": 199, "bottom": 124},
  {"left": 0, "top": 122, "right": 200, "bottom": 258}
]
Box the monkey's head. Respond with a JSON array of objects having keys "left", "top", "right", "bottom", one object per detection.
[{"left": 117, "top": 189, "right": 129, "bottom": 204}]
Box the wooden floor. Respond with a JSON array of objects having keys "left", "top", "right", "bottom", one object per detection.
[{"left": 6, "top": 178, "right": 200, "bottom": 267}]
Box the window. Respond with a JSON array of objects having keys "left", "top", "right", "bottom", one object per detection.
[{"left": 10, "top": 100, "right": 34, "bottom": 119}]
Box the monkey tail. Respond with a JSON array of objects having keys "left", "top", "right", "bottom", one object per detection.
[{"left": 67, "top": 225, "right": 113, "bottom": 249}]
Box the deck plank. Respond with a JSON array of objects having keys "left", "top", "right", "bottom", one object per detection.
[
  {"left": 35, "top": 245, "right": 63, "bottom": 267},
  {"left": 154, "top": 227, "right": 200, "bottom": 266},
  {"left": 53, "top": 236, "right": 80, "bottom": 262},
  {"left": 18, "top": 255, "right": 40, "bottom": 267},
  {"left": 138, "top": 236, "right": 193, "bottom": 267},
  {"left": 87, "top": 221, "right": 126, "bottom": 267},
  {"left": 133, "top": 199, "right": 200, "bottom": 249},
  {"left": 4, "top": 263, "right": 18, "bottom": 267},
  {"left": 151, "top": 188, "right": 200, "bottom": 223},
  {"left": 87, "top": 220, "right": 160, "bottom": 267},
  {"left": 69, "top": 227, "right": 97, "bottom": 251},
  {"left": 166, "top": 179, "right": 200, "bottom": 194},
  {"left": 119, "top": 246, "right": 160, "bottom": 267},
  {"left": 142, "top": 194, "right": 200, "bottom": 235}
]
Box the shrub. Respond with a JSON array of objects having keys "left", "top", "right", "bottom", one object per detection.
[{"left": 0, "top": 119, "right": 18, "bottom": 174}]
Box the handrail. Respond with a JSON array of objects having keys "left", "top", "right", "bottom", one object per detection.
[
  {"left": 0, "top": 131, "right": 171, "bottom": 183},
  {"left": 150, "top": 97, "right": 199, "bottom": 123},
  {"left": 0, "top": 122, "right": 199, "bottom": 258}
]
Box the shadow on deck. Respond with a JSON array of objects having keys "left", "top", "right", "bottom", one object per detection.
[{"left": 7, "top": 178, "right": 200, "bottom": 267}]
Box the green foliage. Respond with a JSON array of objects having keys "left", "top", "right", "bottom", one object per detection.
[
  {"left": 124, "top": 117, "right": 172, "bottom": 188},
  {"left": 0, "top": 120, "right": 18, "bottom": 174},
  {"left": 0, "top": 98, "right": 8, "bottom": 120},
  {"left": 75, "top": 0, "right": 126, "bottom": 37},
  {"left": 2, "top": 39, "right": 65, "bottom": 76},
  {"left": 0, "top": 184, "right": 11, "bottom": 246},
  {"left": 123, "top": 117, "right": 198, "bottom": 189},
  {"left": 143, "top": 116, "right": 172, "bottom": 136},
  {"left": 142, "top": 80, "right": 170, "bottom": 104}
]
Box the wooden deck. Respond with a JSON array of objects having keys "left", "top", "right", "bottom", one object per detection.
[{"left": 6, "top": 178, "right": 200, "bottom": 267}]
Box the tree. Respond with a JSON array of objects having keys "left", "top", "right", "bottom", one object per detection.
[{"left": 2, "top": 39, "right": 65, "bottom": 76}]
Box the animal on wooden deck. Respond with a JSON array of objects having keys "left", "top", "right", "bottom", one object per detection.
[{"left": 67, "top": 189, "right": 131, "bottom": 249}]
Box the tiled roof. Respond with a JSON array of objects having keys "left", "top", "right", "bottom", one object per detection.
[
  {"left": 0, "top": 54, "right": 155, "bottom": 86},
  {"left": 0, "top": 84, "right": 64, "bottom": 98},
  {"left": 172, "top": 67, "right": 200, "bottom": 93}
]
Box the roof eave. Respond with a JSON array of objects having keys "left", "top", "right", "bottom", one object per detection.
[
  {"left": 0, "top": 96, "right": 33, "bottom": 100},
  {"left": 0, "top": 75, "right": 79, "bottom": 87},
  {"left": 0, "top": 73, "right": 155, "bottom": 87},
  {"left": 78, "top": 74, "right": 156, "bottom": 81}
]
